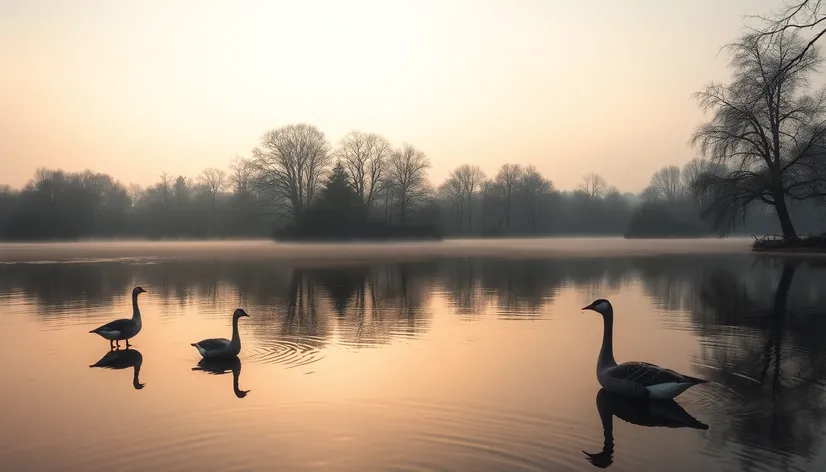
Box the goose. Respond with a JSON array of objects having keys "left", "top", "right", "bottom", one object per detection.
[
  {"left": 89, "top": 286, "right": 146, "bottom": 349},
  {"left": 583, "top": 298, "right": 707, "bottom": 400},
  {"left": 191, "top": 308, "right": 250, "bottom": 359},
  {"left": 89, "top": 347, "right": 145, "bottom": 390},
  {"left": 583, "top": 388, "right": 708, "bottom": 468},
  {"left": 192, "top": 356, "right": 250, "bottom": 398}
]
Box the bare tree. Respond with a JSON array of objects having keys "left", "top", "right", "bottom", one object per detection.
[
  {"left": 578, "top": 172, "right": 608, "bottom": 199},
  {"left": 127, "top": 184, "right": 143, "bottom": 209},
  {"left": 158, "top": 172, "right": 172, "bottom": 211},
  {"left": 448, "top": 164, "right": 486, "bottom": 229},
  {"left": 335, "top": 131, "right": 392, "bottom": 213},
  {"left": 494, "top": 163, "right": 524, "bottom": 230},
  {"left": 756, "top": 1, "right": 825, "bottom": 78},
  {"left": 387, "top": 144, "right": 431, "bottom": 224},
  {"left": 480, "top": 179, "right": 499, "bottom": 232},
  {"left": 438, "top": 176, "right": 464, "bottom": 227},
  {"left": 200, "top": 168, "right": 226, "bottom": 211},
  {"left": 690, "top": 30, "right": 826, "bottom": 240},
  {"left": 639, "top": 185, "right": 661, "bottom": 202},
  {"left": 681, "top": 158, "right": 731, "bottom": 206},
  {"left": 649, "top": 165, "right": 682, "bottom": 203},
  {"left": 251, "top": 123, "right": 333, "bottom": 218},
  {"left": 681, "top": 158, "right": 712, "bottom": 194},
  {"left": 229, "top": 155, "right": 254, "bottom": 196},
  {"left": 518, "top": 165, "right": 553, "bottom": 232}
]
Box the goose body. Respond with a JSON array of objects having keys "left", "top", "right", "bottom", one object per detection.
[
  {"left": 191, "top": 309, "right": 249, "bottom": 359},
  {"left": 89, "top": 286, "right": 146, "bottom": 349},
  {"left": 583, "top": 299, "right": 707, "bottom": 400}
]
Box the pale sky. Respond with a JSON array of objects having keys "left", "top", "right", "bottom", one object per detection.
[{"left": 0, "top": 0, "right": 786, "bottom": 192}]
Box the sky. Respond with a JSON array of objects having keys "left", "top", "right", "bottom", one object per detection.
[{"left": 0, "top": 0, "right": 793, "bottom": 193}]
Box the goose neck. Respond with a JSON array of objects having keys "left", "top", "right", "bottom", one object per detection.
[
  {"left": 231, "top": 316, "right": 241, "bottom": 344},
  {"left": 131, "top": 293, "right": 141, "bottom": 320},
  {"left": 598, "top": 310, "right": 616, "bottom": 369}
]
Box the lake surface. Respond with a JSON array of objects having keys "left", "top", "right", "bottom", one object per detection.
[{"left": 1, "top": 238, "right": 825, "bottom": 471}]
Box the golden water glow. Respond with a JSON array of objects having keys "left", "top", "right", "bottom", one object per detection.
[{"left": 1, "top": 240, "right": 825, "bottom": 470}]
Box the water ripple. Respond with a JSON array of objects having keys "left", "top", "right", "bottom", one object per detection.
[
  {"left": 329, "top": 397, "right": 643, "bottom": 471},
  {"left": 246, "top": 338, "right": 326, "bottom": 368}
]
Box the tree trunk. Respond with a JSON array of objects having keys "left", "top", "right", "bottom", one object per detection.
[
  {"left": 773, "top": 193, "right": 798, "bottom": 242},
  {"left": 467, "top": 196, "right": 473, "bottom": 230},
  {"left": 504, "top": 194, "right": 511, "bottom": 231}
]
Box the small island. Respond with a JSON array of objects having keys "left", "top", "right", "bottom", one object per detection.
[
  {"left": 752, "top": 234, "right": 826, "bottom": 253},
  {"left": 272, "top": 162, "right": 442, "bottom": 242}
]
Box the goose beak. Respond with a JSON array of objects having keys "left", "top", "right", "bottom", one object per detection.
[{"left": 582, "top": 304, "right": 594, "bottom": 311}]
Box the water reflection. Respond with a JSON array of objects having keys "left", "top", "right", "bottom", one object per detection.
[
  {"left": 690, "top": 259, "right": 826, "bottom": 470},
  {"left": 3, "top": 249, "right": 826, "bottom": 470},
  {"left": 88, "top": 347, "right": 144, "bottom": 390},
  {"left": 583, "top": 388, "right": 709, "bottom": 468},
  {"left": 192, "top": 357, "right": 249, "bottom": 399}
]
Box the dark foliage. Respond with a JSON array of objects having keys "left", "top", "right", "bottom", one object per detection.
[
  {"left": 624, "top": 201, "right": 709, "bottom": 238},
  {"left": 273, "top": 163, "right": 441, "bottom": 241}
]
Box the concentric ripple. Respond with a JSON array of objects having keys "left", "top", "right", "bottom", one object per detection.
[{"left": 246, "top": 337, "right": 326, "bottom": 368}]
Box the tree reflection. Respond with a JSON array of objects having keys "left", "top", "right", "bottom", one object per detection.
[
  {"left": 5, "top": 252, "right": 826, "bottom": 468},
  {"left": 0, "top": 263, "right": 133, "bottom": 317},
  {"left": 683, "top": 259, "right": 826, "bottom": 470}
]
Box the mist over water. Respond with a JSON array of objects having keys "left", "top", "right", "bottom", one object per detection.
[{"left": 1, "top": 239, "right": 825, "bottom": 471}]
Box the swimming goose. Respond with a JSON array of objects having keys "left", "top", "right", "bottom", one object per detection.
[
  {"left": 89, "top": 347, "right": 145, "bottom": 390},
  {"left": 583, "top": 299, "right": 707, "bottom": 400},
  {"left": 89, "top": 286, "right": 146, "bottom": 349},
  {"left": 582, "top": 388, "right": 708, "bottom": 467},
  {"left": 191, "top": 308, "right": 249, "bottom": 359}
]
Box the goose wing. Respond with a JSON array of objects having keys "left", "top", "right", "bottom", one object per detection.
[
  {"left": 90, "top": 318, "right": 132, "bottom": 336},
  {"left": 607, "top": 362, "right": 696, "bottom": 386},
  {"left": 192, "top": 338, "right": 231, "bottom": 352}
]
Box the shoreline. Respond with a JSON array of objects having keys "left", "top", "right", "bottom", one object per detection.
[
  {"left": 753, "top": 246, "right": 826, "bottom": 254},
  {"left": 752, "top": 234, "right": 826, "bottom": 254}
]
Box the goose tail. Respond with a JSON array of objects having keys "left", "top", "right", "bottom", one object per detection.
[{"left": 684, "top": 374, "right": 708, "bottom": 385}]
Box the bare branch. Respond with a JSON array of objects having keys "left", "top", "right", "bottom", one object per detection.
[
  {"left": 690, "top": 27, "right": 826, "bottom": 239},
  {"left": 335, "top": 131, "right": 392, "bottom": 213},
  {"left": 577, "top": 172, "right": 607, "bottom": 199},
  {"left": 386, "top": 144, "right": 431, "bottom": 224},
  {"left": 250, "top": 123, "right": 332, "bottom": 219}
]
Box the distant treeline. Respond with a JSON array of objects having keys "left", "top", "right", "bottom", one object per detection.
[{"left": 1, "top": 124, "right": 825, "bottom": 241}]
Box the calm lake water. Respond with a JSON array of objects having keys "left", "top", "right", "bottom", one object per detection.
[{"left": 1, "top": 238, "right": 825, "bottom": 471}]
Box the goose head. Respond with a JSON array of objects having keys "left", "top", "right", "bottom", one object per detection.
[
  {"left": 233, "top": 308, "right": 250, "bottom": 319},
  {"left": 582, "top": 298, "right": 613, "bottom": 316},
  {"left": 133, "top": 286, "right": 147, "bottom": 296}
]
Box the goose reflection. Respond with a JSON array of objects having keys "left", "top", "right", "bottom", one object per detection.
[
  {"left": 192, "top": 356, "right": 250, "bottom": 399},
  {"left": 583, "top": 388, "right": 708, "bottom": 468},
  {"left": 89, "top": 347, "right": 145, "bottom": 390}
]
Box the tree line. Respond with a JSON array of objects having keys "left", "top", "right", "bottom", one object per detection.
[{"left": 0, "top": 135, "right": 819, "bottom": 241}]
